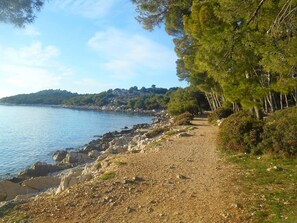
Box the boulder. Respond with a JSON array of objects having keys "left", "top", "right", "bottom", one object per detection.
[
  {"left": 22, "top": 176, "right": 60, "bottom": 191},
  {"left": 56, "top": 168, "right": 92, "bottom": 194},
  {"left": 109, "top": 136, "right": 133, "bottom": 148},
  {"left": 53, "top": 150, "right": 68, "bottom": 162},
  {"left": 0, "top": 180, "right": 38, "bottom": 201},
  {"left": 63, "top": 152, "right": 91, "bottom": 164},
  {"left": 88, "top": 150, "right": 101, "bottom": 159},
  {"left": 18, "top": 162, "right": 61, "bottom": 179}
]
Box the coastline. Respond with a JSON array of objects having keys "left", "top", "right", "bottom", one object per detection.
[
  {"left": 0, "top": 110, "right": 167, "bottom": 202},
  {"left": 0, "top": 103, "right": 161, "bottom": 115},
  {"left": 1, "top": 117, "right": 245, "bottom": 223}
]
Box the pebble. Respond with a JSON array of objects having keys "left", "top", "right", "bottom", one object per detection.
[
  {"left": 126, "top": 207, "right": 133, "bottom": 213},
  {"left": 176, "top": 174, "right": 188, "bottom": 180},
  {"left": 147, "top": 207, "right": 153, "bottom": 213}
]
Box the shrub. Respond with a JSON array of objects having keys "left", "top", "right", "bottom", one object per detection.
[
  {"left": 218, "top": 111, "right": 263, "bottom": 153},
  {"left": 259, "top": 107, "right": 297, "bottom": 157},
  {"left": 173, "top": 112, "right": 194, "bottom": 126},
  {"left": 99, "top": 171, "right": 116, "bottom": 180},
  {"left": 145, "top": 127, "right": 169, "bottom": 138},
  {"left": 208, "top": 107, "right": 233, "bottom": 124}
]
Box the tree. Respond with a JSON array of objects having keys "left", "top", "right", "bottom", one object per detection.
[
  {"left": 0, "top": 0, "right": 45, "bottom": 27},
  {"left": 133, "top": 0, "right": 297, "bottom": 119},
  {"left": 167, "top": 87, "right": 208, "bottom": 115}
]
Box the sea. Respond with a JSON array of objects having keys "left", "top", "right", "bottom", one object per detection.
[{"left": 0, "top": 105, "right": 152, "bottom": 179}]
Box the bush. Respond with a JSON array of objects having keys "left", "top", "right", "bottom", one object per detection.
[
  {"left": 218, "top": 111, "right": 263, "bottom": 153},
  {"left": 173, "top": 112, "right": 194, "bottom": 126},
  {"left": 145, "top": 127, "right": 169, "bottom": 138},
  {"left": 259, "top": 107, "right": 297, "bottom": 157},
  {"left": 99, "top": 171, "right": 116, "bottom": 180},
  {"left": 208, "top": 107, "right": 233, "bottom": 124}
]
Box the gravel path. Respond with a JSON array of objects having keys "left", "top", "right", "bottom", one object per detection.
[{"left": 2, "top": 118, "right": 244, "bottom": 223}]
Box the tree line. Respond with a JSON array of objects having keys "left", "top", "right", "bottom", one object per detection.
[
  {"left": 1, "top": 1, "right": 296, "bottom": 118},
  {"left": 0, "top": 87, "right": 195, "bottom": 111},
  {"left": 132, "top": 0, "right": 297, "bottom": 118}
]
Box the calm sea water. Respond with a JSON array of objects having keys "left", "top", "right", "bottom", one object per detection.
[{"left": 0, "top": 105, "right": 152, "bottom": 179}]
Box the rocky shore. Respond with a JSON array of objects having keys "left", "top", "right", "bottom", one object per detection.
[
  {"left": 55, "top": 104, "right": 160, "bottom": 115},
  {"left": 0, "top": 116, "right": 247, "bottom": 223},
  {"left": 0, "top": 111, "right": 169, "bottom": 203}
]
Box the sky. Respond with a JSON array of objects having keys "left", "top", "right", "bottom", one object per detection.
[{"left": 0, "top": 0, "right": 187, "bottom": 98}]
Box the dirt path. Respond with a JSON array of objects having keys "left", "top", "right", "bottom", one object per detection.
[{"left": 3, "top": 118, "right": 244, "bottom": 223}]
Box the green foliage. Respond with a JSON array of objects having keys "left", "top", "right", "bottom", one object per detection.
[
  {"left": 226, "top": 153, "right": 297, "bottom": 223},
  {"left": 0, "top": 89, "right": 77, "bottom": 105},
  {"left": 173, "top": 112, "right": 193, "bottom": 126},
  {"left": 99, "top": 171, "right": 116, "bottom": 180},
  {"left": 0, "top": 87, "right": 176, "bottom": 111},
  {"left": 126, "top": 94, "right": 170, "bottom": 110},
  {"left": 133, "top": 0, "right": 297, "bottom": 114},
  {"left": 259, "top": 107, "right": 297, "bottom": 157},
  {"left": 168, "top": 87, "right": 208, "bottom": 116},
  {"left": 218, "top": 111, "right": 263, "bottom": 153},
  {"left": 0, "top": 0, "right": 45, "bottom": 27},
  {"left": 145, "top": 127, "right": 169, "bottom": 138},
  {"left": 208, "top": 107, "right": 233, "bottom": 124},
  {"left": 114, "top": 161, "right": 127, "bottom": 166}
]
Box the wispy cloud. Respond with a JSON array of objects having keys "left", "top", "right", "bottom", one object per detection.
[
  {"left": 87, "top": 28, "right": 176, "bottom": 80},
  {"left": 50, "top": 0, "right": 119, "bottom": 19},
  {"left": 0, "top": 42, "right": 72, "bottom": 97}
]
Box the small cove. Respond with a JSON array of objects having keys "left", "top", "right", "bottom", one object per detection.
[{"left": 0, "top": 105, "right": 152, "bottom": 179}]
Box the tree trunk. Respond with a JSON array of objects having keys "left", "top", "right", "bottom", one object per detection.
[
  {"left": 264, "top": 97, "right": 268, "bottom": 113},
  {"left": 268, "top": 92, "right": 274, "bottom": 112},
  {"left": 272, "top": 93, "right": 278, "bottom": 110},
  {"left": 205, "top": 93, "right": 214, "bottom": 111},
  {"left": 285, "top": 94, "right": 289, "bottom": 108}
]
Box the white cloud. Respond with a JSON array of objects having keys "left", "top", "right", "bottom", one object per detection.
[
  {"left": 87, "top": 28, "right": 176, "bottom": 79},
  {"left": 50, "top": 0, "right": 119, "bottom": 19},
  {"left": 0, "top": 42, "right": 72, "bottom": 97}
]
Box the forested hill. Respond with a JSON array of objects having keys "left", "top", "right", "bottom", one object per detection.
[
  {"left": 0, "top": 87, "right": 178, "bottom": 110},
  {"left": 0, "top": 90, "right": 77, "bottom": 105}
]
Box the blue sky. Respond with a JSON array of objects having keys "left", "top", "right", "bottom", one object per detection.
[{"left": 0, "top": 0, "right": 187, "bottom": 98}]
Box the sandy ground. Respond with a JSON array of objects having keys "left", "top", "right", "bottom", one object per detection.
[{"left": 2, "top": 118, "right": 247, "bottom": 223}]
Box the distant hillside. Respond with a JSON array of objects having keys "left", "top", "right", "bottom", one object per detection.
[
  {"left": 0, "top": 89, "right": 78, "bottom": 105},
  {"left": 0, "top": 87, "right": 178, "bottom": 111}
]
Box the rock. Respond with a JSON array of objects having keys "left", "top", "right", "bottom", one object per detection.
[
  {"left": 63, "top": 152, "right": 91, "bottom": 164},
  {"left": 267, "top": 166, "right": 284, "bottom": 172},
  {"left": 217, "top": 119, "right": 225, "bottom": 126},
  {"left": 88, "top": 150, "right": 101, "bottom": 159},
  {"left": 53, "top": 150, "right": 68, "bottom": 162},
  {"left": 0, "top": 193, "right": 7, "bottom": 201},
  {"left": 176, "top": 174, "right": 189, "bottom": 180},
  {"left": 14, "top": 195, "right": 30, "bottom": 201},
  {"left": 0, "top": 180, "right": 38, "bottom": 201},
  {"left": 177, "top": 132, "right": 192, "bottom": 138},
  {"left": 232, "top": 203, "right": 243, "bottom": 209},
  {"left": 56, "top": 168, "right": 92, "bottom": 194},
  {"left": 18, "top": 162, "right": 62, "bottom": 179},
  {"left": 126, "top": 207, "right": 134, "bottom": 213},
  {"left": 22, "top": 176, "right": 60, "bottom": 191}
]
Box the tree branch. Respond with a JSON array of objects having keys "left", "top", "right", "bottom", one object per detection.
[{"left": 247, "top": 0, "right": 267, "bottom": 26}]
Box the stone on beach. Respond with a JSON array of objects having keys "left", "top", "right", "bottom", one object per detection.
[
  {"left": 0, "top": 180, "right": 38, "bottom": 201},
  {"left": 63, "top": 152, "right": 91, "bottom": 164},
  {"left": 21, "top": 176, "right": 60, "bottom": 191},
  {"left": 18, "top": 162, "right": 62, "bottom": 179},
  {"left": 53, "top": 150, "right": 68, "bottom": 162}
]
